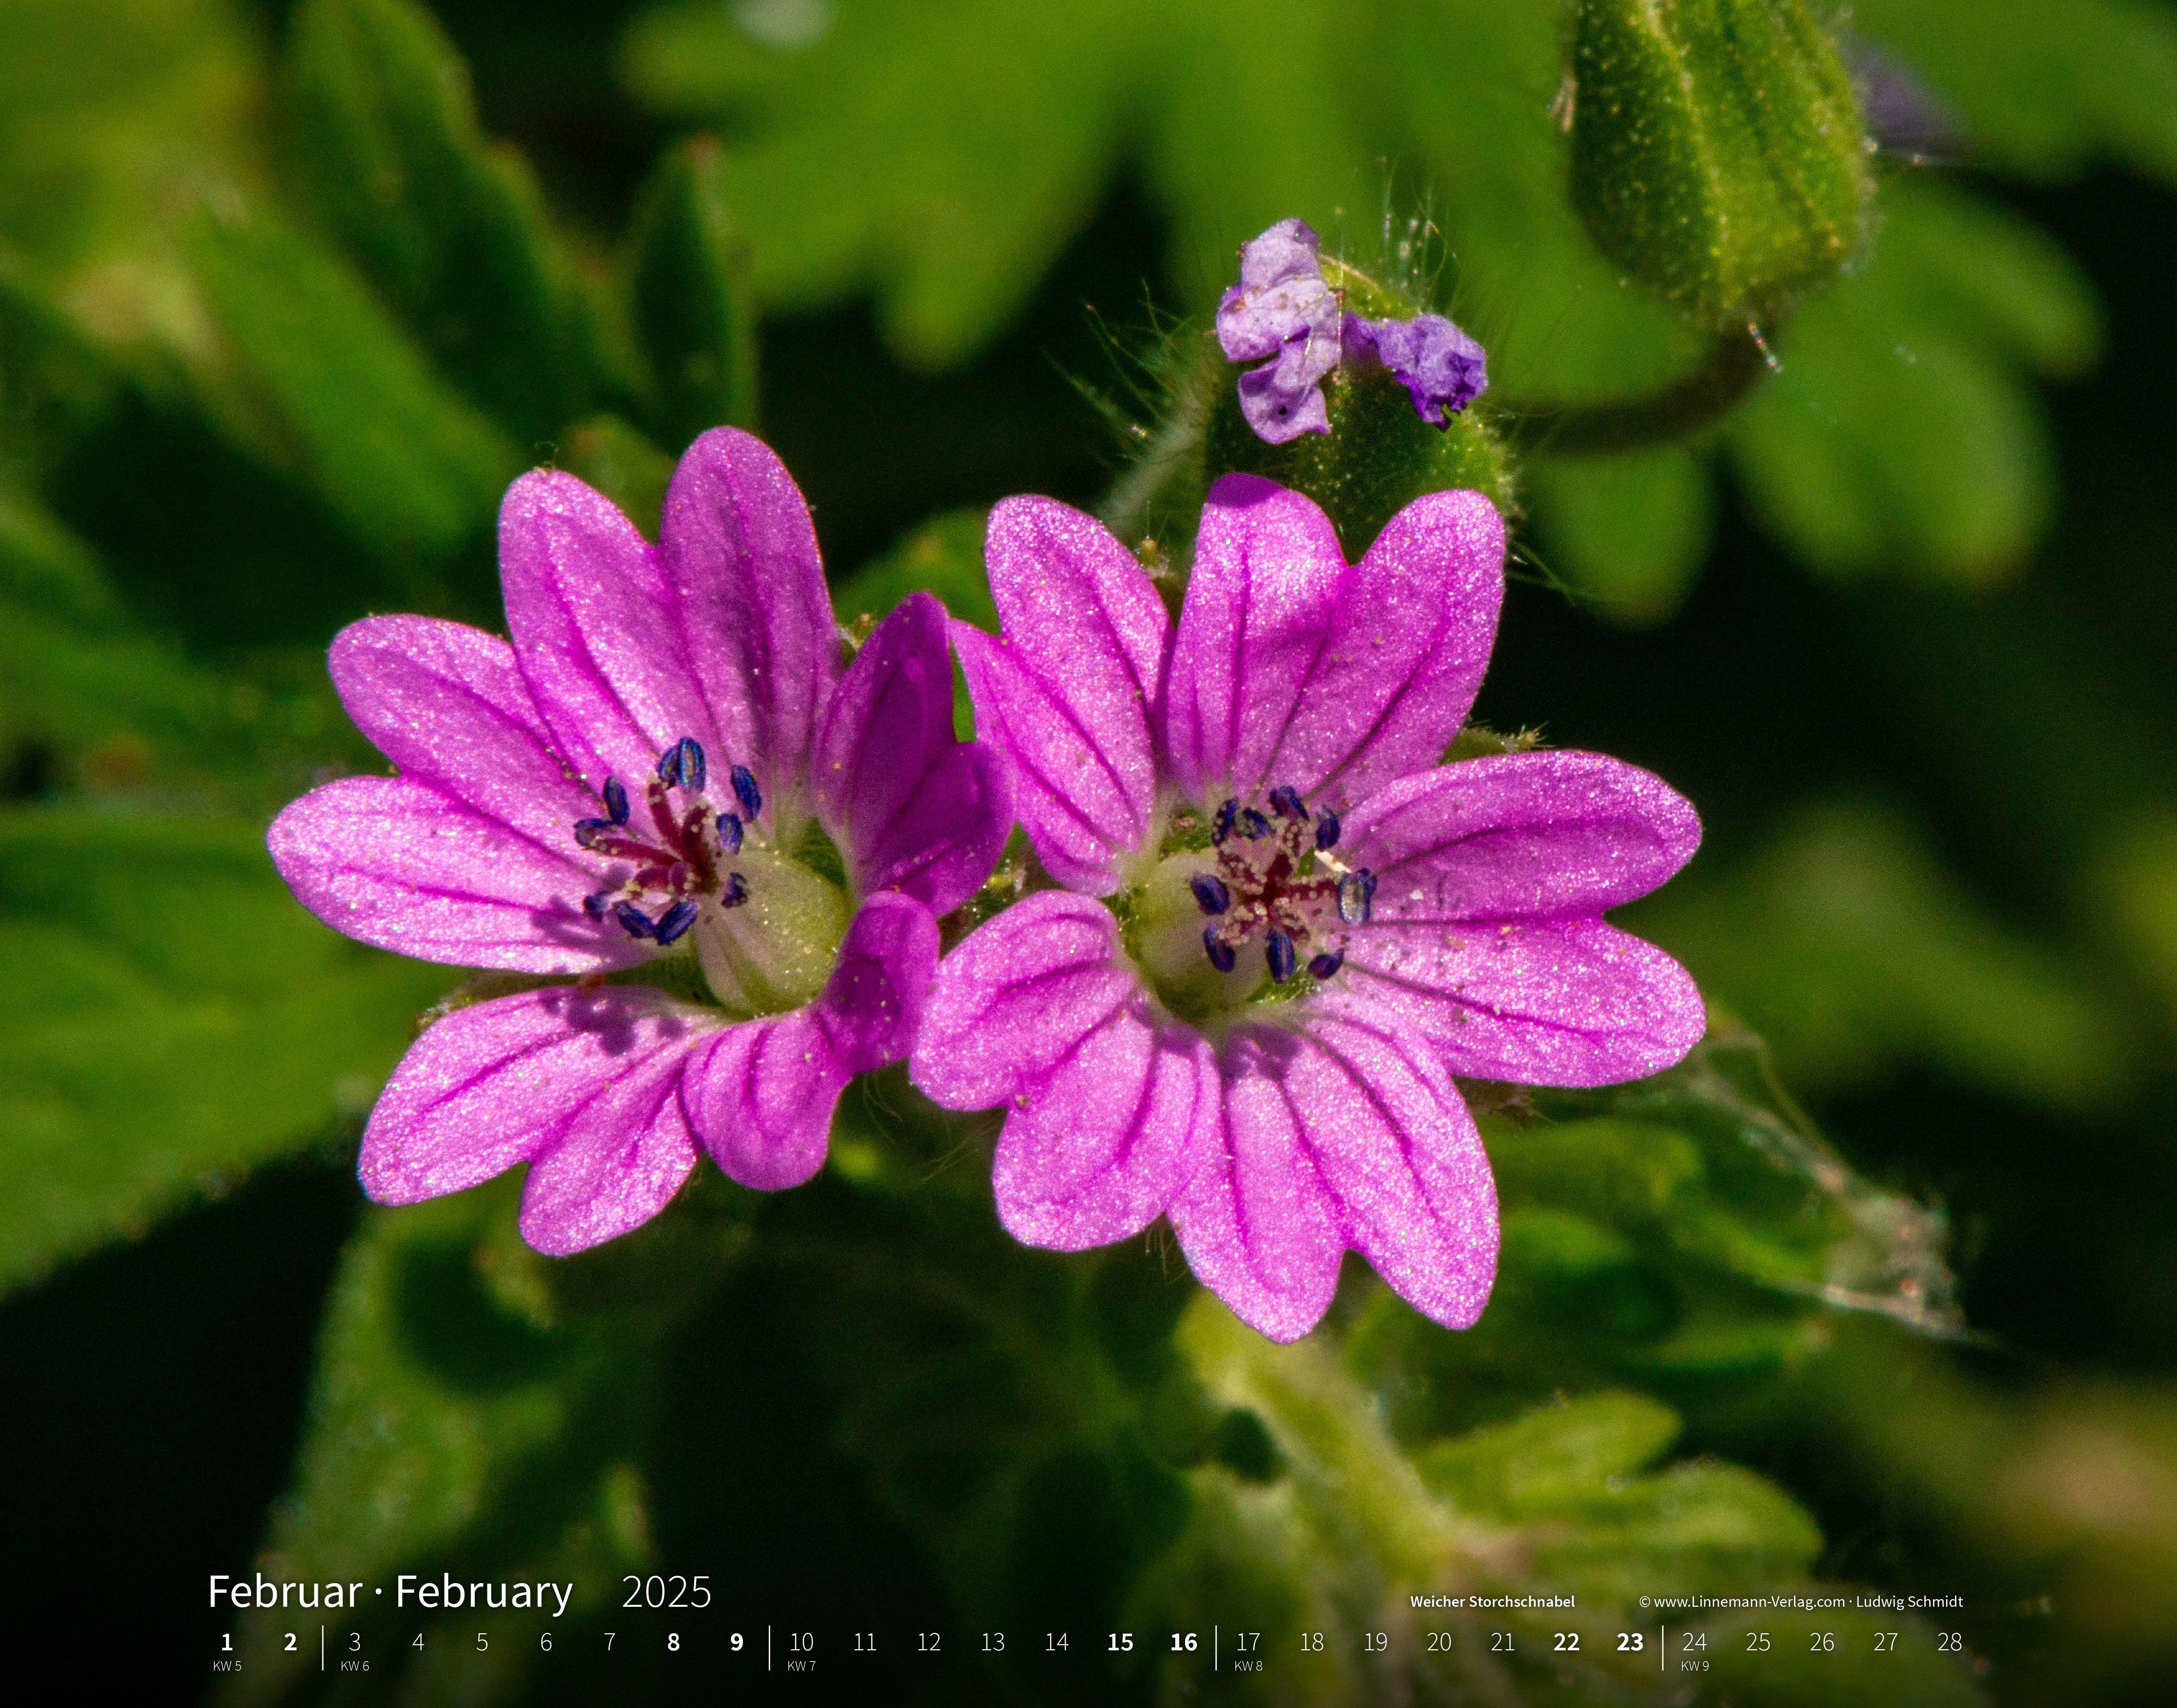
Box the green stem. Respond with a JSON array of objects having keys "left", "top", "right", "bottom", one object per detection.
[{"left": 1504, "top": 320, "right": 1778, "bottom": 456}]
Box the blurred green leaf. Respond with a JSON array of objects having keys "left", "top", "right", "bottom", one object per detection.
[
  {"left": 624, "top": 136, "right": 759, "bottom": 452},
  {"left": 0, "top": 808, "right": 449, "bottom": 1294},
  {"left": 1727, "top": 180, "right": 2097, "bottom": 578},
  {"left": 832, "top": 507, "right": 995, "bottom": 632},
  {"left": 1632, "top": 796, "right": 2136, "bottom": 1108},
  {"left": 555, "top": 413, "right": 675, "bottom": 540},
  {"left": 186, "top": 210, "right": 520, "bottom": 565},
  {"left": 1524, "top": 446, "right": 1714, "bottom": 622},
  {"left": 1853, "top": 0, "right": 2177, "bottom": 183},
  {"left": 287, "top": 0, "right": 592, "bottom": 442},
  {"left": 220, "top": 1179, "right": 721, "bottom": 1704}
]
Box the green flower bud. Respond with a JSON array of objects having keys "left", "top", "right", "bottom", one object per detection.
[{"left": 1569, "top": 0, "right": 1874, "bottom": 325}]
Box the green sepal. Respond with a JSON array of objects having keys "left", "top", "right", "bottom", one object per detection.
[
  {"left": 1569, "top": 0, "right": 1873, "bottom": 325},
  {"left": 286, "top": 0, "right": 590, "bottom": 441},
  {"left": 623, "top": 136, "right": 759, "bottom": 452}
]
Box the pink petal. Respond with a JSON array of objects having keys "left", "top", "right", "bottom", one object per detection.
[
  {"left": 992, "top": 1003, "right": 1217, "bottom": 1253},
  {"left": 684, "top": 892, "right": 938, "bottom": 1189},
  {"left": 1168, "top": 1002, "right": 1499, "bottom": 1343},
  {"left": 1347, "top": 750, "right": 1701, "bottom": 921},
  {"left": 268, "top": 776, "right": 647, "bottom": 972},
  {"left": 498, "top": 470, "right": 713, "bottom": 795},
  {"left": 1163, "top": 477, "right": 1504, "bottom": 811},
  {"left": 658, "top": 428, "right": 840, "bottom": 830},
  {"left": 910, "top": 890, "right": 1140, "bottom": 1111},
  {"left": 815, "top": 593, "right": 1014, "bottom": 914},
  {"left": 953, "top": 624, "right": 1147, "bottom": 894},
  {"left": 1163, "top": 476, "right": 1344, "bottom": 806},
  {"left": 359, "top": 984, "right": 712, "bottom": 1256},
  {"left": 963, "top": 495, "right": 1168, "bottom": 889},
  {"left": 327, "top": 615, "right": 594, "bottom": 848},
  {"left": 1341, "top": 918, "right": 1706, "bottom": 1086}
]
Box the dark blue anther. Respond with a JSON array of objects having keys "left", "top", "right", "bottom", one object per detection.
[
  {"left": 720, "top": 872, "right": 750, "bottom": 908},
  {"left": 653, "top": 900, "right": 699, "bottom": 946},
  {"left": 673, "top": 737, "right": 707, "bottom": 793},
  {"left": 1239, "top": 807, "right": 1272, "bottom": 840},
  {"left": 1266, "top": 929, "right": 1296, "bottom": 984},
  {"left": 602, "top": 776, "right": 630, "bottom": 825},
  {"left": 1313, "top": 809, "right": 1341, "bottom": 851},
  {"left": 573, "top": 818, "right": 614, "bottom": 850},
  {"left": 1190, "top": 873, "right": 1231, "bottom": 916},
  {"left": 1268, "top": 785, "right": 1307, "bottom": 820},
  {"left": 1211, "top": 799, "right": 1238, "bottom": 844},
  {"left": 1202, "top": 928, "right": 1237, "bottom": 973},
  {"left": 612, "top": 900, "right": 657, "bottom": 940},
  {"left": 716, "top": 811, "right": 744, "bottom": 855},
  {"left": 1308, "top": 949, "right": 1345, "bottom": 981},
  {"left": 731, "top": 763, "right": 762, "bottom": 820},
  {"left": 655, "top": 744, "right": 684, "bottom": 787},
  {"left": 582, "top": 892, "right": 611, "bottom": 922},
  {"left": 1337, "top": 869, "right": 1378, "bottom": 926}
]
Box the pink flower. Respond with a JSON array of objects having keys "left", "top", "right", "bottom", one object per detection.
[
  {"left": 911, "top": 476, "right": 1702, "bottom": 1340},
  {"left": 269, "top": 429, "right": 1013, "bottom": 1254}
]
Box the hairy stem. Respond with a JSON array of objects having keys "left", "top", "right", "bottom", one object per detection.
[{"left": 1504, "top": 320, "right": 1779, "bottom": 456}]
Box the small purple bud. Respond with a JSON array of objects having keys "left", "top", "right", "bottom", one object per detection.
[
  {"left": 1266, "top": 929, "right": 1296, "bottom": 984},
  {"left": 1337, "top": 870, "right": 1377, "bottom": 926},
  {"left": 1267, "top": 785, "right": 1307, "bottom": 820},
  {"left": 1313, "top": 810, "right": 1341, "bottom": 851},
  {"left": 716, "top": 811, "right": 743, "bottom": 855},
  {"left": 573, "top": 817, "right": 613, "bottom": 850},
  {"left": 612, "top": 900, "right": 657, "bottom": 940},
  {"left": 731, "top": 764, "right": 762, "bottom": 820},
  {"left": 1340, "top": 313, "right": 1487, "bottom": 427},
  {"left": 1239, "top": 808, "right": 1272, "bottom": 840},
  {"left": 720, "top": 872, "right": 750, "bottom": 908},
  {"left": 1307, "top": 949, "right": 1345, "bottom": 981},
  {"left": 1212, "top": 799, "right": 1239, "bottom": 845},
  {"left": 1203, "top": 928, "right": 1237, "bottom": 974},
  {"left": 602, "top": 776, "right": 630, "bottom": 825},
  {"left": 653, "top": 899, "right": 699, "bottom": 946},
  {"left": 582, "top": 892, "right": 611, "bottom": 922},
  {"left": 1190, "top": 873, "right": 1231, "bottom": 916}
]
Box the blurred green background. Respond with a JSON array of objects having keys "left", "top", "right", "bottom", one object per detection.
[{"left": 1, "top": 1, "right": 2174, "bottom": 1702}]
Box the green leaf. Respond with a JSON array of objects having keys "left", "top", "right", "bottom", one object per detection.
[
  {"left": 0, "top": 808, "right": 450, "bottom": 1294},
  {"left": 1568, "top": 0, "right": 1872, "bottom": 323},
  {"left": 217, "top": 1180, "right": 727, "bottom": 1703},
  {"left": 623, "top": 137, "right": 759, "bottom": 452},
  {"left": 286, "top": 0, "right": 591, "bottom": 441},
  {"left": 186, "top": 209, "right": 521, "bottom": 565},
  {"left": 1726, "top": 180, "right": 2098, "bottom": 578},
  {"left": 1852, "top": 0, "right": 2177, "bottom": 184},
  {"left": 1630, "top": 796, "right": 2137, "bottom": 1108},
  {"left": 1524, "top": 446, "right": 1714, "bottom": 623},
  {"left": 554, "top": 414, "right": 675, "bottom": 541},
  {"left": 831, "top": 507, "right": 995, "bottom": 632}
]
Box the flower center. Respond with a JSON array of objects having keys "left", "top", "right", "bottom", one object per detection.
[
  {"left": 1124, "top": 783, "right": 1375, "bottom": 1026},
  {"left": 573, "top": 736, "right": 849, "bottom": 1017}
]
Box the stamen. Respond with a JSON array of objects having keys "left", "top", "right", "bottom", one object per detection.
[
  {"left": 572, "top": 817, "right": 619, "bottom": 850},
  {"left": 716, "top": 811, "right": 744, "bottom": 855},
  {"left": 602, "top": 776, "right": 630, "bottom": 825},
  {"left": 653, "top": 900, "right": 699, "bottom": 946},
  {"left": 612, "top": 900, "right": 657, "bottom": 940},
  {"left": 655, "top": 744, "right": 684, "bottom": 787},
  {"left": 720, "top": 872, "right": 750, "bottom": 908},
  {"left": 1337, "top": 870, "right": 1377, "bottom": 925},
  {"left": 1313, "top": 809, "right": 1340, "bottom": 851},
  {"left": 582, "top": 892, "right": 611, "bottom": 922},
  {"left": 1190, "top": 874, "right": 1231, "bottom": 916},
  {"left": 676, "top": 737, "right": 708, "bottom": 793},
  {"left": 1266, "top": 929, "right": 1296, "bottom": 984},
  {"left": 1203, "top": 928, "right": 1237, "bottom": 973},
  {"left": 1307, "top": 949, "right": 1344, "bottom": 980},
  {"left": 1238, "top": 807, "right": 1272, "bottom": 840},
  {"left": 1212, "top": 799, "right": 1238, "bottom": 845},
  {"left": 1268, "top": 785, "right": 1307, "bottom": 820}
]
